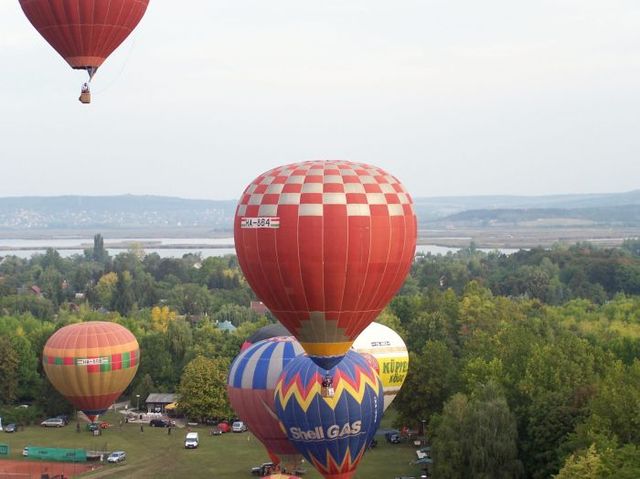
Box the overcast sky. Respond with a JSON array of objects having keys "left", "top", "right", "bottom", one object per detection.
[{"left": 1, "top": 0, "right": 639, "bottom": 200}]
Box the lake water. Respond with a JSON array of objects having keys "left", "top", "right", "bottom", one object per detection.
[{"left": 0, "top": 237, "right": 518, "bottom": 259}]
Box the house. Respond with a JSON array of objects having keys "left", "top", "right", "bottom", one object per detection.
[
  {"left": 250, "top": 301, "right": 269, "bottom": 315},
  {"left": 217, "top": 320, "right": 236, "bottom": 332},
  {"left": 145, "top": 393, "right": 178, "bottom": 414}
]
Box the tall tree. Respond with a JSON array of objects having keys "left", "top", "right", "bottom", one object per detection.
[
  {"left": 0, "top": 336, "right": 19, "bottom": 404},
  {"left": 92, "top": 233, "right": 108, "bottom": 263},
  {"left": 112, "top": 270, "right": 134, "bottom": 316},
  {"left": 177, "top": 356, "right": 232, "bottom": 422},
  {"left": 394, "top": 340, "right": 459, "bottom": 427},
  {"left": 431, "top": 382, "right": 522, "bottom": 479}
]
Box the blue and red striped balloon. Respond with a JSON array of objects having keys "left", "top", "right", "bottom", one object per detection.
[{"left": 228, "top": 337, "right": 305, "bottom": 469}]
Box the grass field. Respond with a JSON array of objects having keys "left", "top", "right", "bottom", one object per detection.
[{"left": 0, "top": 411, "right": 425, "bottom": 478}]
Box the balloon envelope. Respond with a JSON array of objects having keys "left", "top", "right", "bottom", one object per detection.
[
  {"left": 43, "top": 321, "right": 139, "bottom": 422},
  {"left": 19, "top": 0, "right": 149, "bottom": 70},
  {"left": 275, "top": 351, "right": 383, "bottom": 479},
  {"left": 241, "top": 323, "right": 291, "bottom": 352},
  {"left": 352, "top": 322, "right": 409, "bottom": 411},
  {"left": 234, "top": 160, "right": 417, "bottom": 369},
  {"left": 228, "top": 337, "right": 305, "bottom": 467}
]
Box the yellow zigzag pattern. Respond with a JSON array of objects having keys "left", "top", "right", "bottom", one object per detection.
[{"left": 276, "top": 367, "right": 380, "bottom": 413}]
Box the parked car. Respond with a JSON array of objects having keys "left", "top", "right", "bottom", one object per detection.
[
  {"left": 210, "top": 426, "right": 223, "bottom": 436},
  {"left": 55, "top": 415, "right": 70, "bottom": 425},
  {"left": 416, "top": 446, "right": 431, "bottom": 460},
  {"left": 232, "top": 421, "right": 247, "bottom": 433},
  {"left": 41, "top": 418, "right": 65, "bottom": 427},
  {"left": 283, "top": 465, "right": 307, "bottom": 476},
  {"left": 184, "top": 432, "right": 199, "bottom": 449},
  {"left": 251, "top": 462, "right": 275, "bottom": 476},
  {"left": 385, "top": 431, "right": 402, "bottom": 444},
  {"left": 217, "top": 421, "right": 231, "bottom": 433},
  {"left": 107, "top": 451, "right": 126, "bottom": 463},
  {"left": 4, "top": 423, "right": 17, "bottom": 433},
  {"left": 149, "top": 418, "right": 172, "bottom": 428}
]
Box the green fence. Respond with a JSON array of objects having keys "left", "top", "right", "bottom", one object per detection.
[{"left": 26, "top": 446, "right": 87, "bottom": 462}]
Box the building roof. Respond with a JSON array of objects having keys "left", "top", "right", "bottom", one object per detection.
[
  {"left": 250, "top": 301, "right": 269, "bottom": 315},
  {"left": 145, "top": 393, "right": 177, "bottom": 404},
  {"left": 217, "top": 320, "right": 237, "bottom": 332}
]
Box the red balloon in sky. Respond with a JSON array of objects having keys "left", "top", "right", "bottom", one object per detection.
[
  {"left": 234, "top": 160, "right": 417, "bottom": 369},
  {"left": 19, "top": 0, "right": 149, "bottom": 74}
]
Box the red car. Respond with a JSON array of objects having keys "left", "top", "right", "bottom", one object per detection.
[{"left": 217, "top": 421, "right": 230, "bottom": 433}]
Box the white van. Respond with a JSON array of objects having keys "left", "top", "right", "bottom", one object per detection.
[{"left": 184, "top": 432, "right": 199, "bottom": 449}]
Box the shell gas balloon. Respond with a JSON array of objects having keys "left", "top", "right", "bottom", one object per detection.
[
  {"left": 352, "top": 322, "right": 409, "bottom": 411},
  {"left": 234, "top": 160, "right": 417, "bottom": 370},
  {"left": 43, "top": 321, "right": 139, "bottom": 422},
  {"left": 228, "top": 337, "right": 305, "bottom": 470},
  {"left": 19, "top": 0, "right": 150, "bottom": 102},
  {"left": 274, "top": 351, "right": 383, "bottom": 479}
]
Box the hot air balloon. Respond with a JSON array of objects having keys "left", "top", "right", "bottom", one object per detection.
[
  {"left": 228, "top": 337, "right": 304, "bottom": 471},
  {"left": 352, "top": 322, "right": 409, "bottom": 412},
  {"left": 42, "top": 321, "right": 139, "bottom": 422},
  {"left": 274, "top": 351, "right": 383, "bottom": 479},
  {"left": 19, "top": 0, "right": 150, "bottom": 103},
  {"left": 234, "top": 160, "right": 417, "bottom": 371},
  {"left": 241, "top": 322, "right": 291, "bottom": 352}
]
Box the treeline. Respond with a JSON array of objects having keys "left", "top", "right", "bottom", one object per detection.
[
  {"left": 0, "top": 234, "right": 258, "bottom": 320},
  {"left": 2, "top": 235, "right": 640, "bottom": 478},
  {"left": 387, "top": 238, "right": 640, "bottom": 478},
  {"left": 411, "top": 239, "right": 640, "bottom": 304},
  {"left": 0, "top": 234, "right": 268, "bottom": 423}
]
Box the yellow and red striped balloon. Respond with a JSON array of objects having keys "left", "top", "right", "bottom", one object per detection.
[{"left": 43, "top": 321, "right": 139, "bottom": 422}]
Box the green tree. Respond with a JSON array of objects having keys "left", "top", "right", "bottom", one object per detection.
[
  {"left": 94, "top": 272, "right": 118, "bottom": 308},
  {"left": 0, "top": 335, "right": 19, "bottom": 404},
  {"left": 555, "top": 444, "right": 604, "bottom": 479},
  {"left": 177, "top": 356, "right": 232, "bottom": 422},
  {"left": 465, "top": 382, "right": 522, "bottom": 479},
  {"left": 112, "top": 270, "right": 135, "bottom": 316},
  {"left": 431, "top": 382, "right": 522, "bottom": 479},
  {"left": 91, "top": 233, "right": 108, "bottom": 263},
  {"left": 394, "top": 340, "right": 459, "bottom": 427},
  {"left": 10, "top": 332, "right": 41, "bottom": 401},
  {"left": 430, "top": 393, "right": 468, "bottom": 479}
]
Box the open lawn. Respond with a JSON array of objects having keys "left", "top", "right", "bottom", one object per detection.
[{"left": 0, "top": 412, "right": 425, "bottom": 478}]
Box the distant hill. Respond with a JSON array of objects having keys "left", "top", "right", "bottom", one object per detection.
[
  {"left": 0, "top": 195, "right": 237, "bottom": 233},
  {"left": 0, "top": 191, "right": 638, "bottom": 235},
  {"left": 414, "top": 190, "right": 640, "bottom": 220},
  {"left": 438, "top": 205, "right": 640, "bottom": 227}
]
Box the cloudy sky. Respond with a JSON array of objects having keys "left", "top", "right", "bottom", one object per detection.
[{"left": 1, "top": 0, "right": 639, "bottom": 200}]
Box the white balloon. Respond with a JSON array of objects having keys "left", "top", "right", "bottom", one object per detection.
[{"left": 352, "top": 322, "right": 409, "bottom": 412}]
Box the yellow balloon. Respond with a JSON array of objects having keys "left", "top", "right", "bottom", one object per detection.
[{"left": 352, "top": 322, "right": 409, "bottom": 411}]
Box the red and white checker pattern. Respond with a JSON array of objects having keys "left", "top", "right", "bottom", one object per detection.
[{"left": 236, "top": 161, "right": 414, "bottom": 218}]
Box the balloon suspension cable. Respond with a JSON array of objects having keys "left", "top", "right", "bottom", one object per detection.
[
  {"left": 87, "top": 66, "right": 98, "bottom": 81},
  {"left": 321, "top": 373, "right": 335, "bottom": 398}
]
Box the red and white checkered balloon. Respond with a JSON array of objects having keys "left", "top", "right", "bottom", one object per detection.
[{"left": 234, "top": 160, "right": 417, "bottom": 369}]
